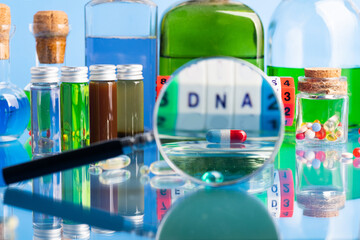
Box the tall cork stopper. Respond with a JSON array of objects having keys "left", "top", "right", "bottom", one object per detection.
[
  {"left": 0, "top": 4, "right": 11, "bottom": 60},
  {"left": 33, "top": 11, "right": 69, "bottom": 64},
  {"left": 298, "top": 68, "right": 347, "bottom": 95}
]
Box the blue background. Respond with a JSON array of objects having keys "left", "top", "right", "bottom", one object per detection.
[{"left": 2, "top": 0, "right": 286, "bottom": 89}]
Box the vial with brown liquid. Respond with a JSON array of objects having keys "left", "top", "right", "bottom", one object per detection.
[{"left": 89, "top": 65, "right": 117, "bottom": 143}]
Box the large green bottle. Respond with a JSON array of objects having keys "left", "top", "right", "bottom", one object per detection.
[{"left": 160, "top": 0, "right": 264, "bottom": 76}]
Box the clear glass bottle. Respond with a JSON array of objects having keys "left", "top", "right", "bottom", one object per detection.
[
  {"left": 267, "top": 0, "right": 360, "bottom": 129},
  {"left": 160, "top": 0, "right": 264, "bottom": 76},
  {"left": 296, "top": 68, "right": 348, "bottom": 144},
  {"left": 85, "top": 0, "right": 157, "bottom": 133},
  {"left": 296, "top": 145, "right": 346, "bottom": 217},
  {"left": 0, "top": 20, "right": 30, "bottom": 141},
  {"left": 30, "top": 67, "right": 61, "bottom": 157}
]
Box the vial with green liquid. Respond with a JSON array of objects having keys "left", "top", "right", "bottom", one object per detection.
[
  {"left": 60, "top": 67, "right": 91, "bottom": 239},
  {"left": 267, "top": 0, "right": 360, "bottom": 130},
  {"left": 160, "top": 0, "right": 264, "bottom": 76}
]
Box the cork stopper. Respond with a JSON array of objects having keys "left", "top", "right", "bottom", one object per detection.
[
  {"left": 33, "top": 11, "right": 69, "bottom": 64},
  {"left": 298, "top": 68, "right": 347, "bottom": 95},
  {"left": 0, "top": 4, "right": 11, "bottom": 60}
]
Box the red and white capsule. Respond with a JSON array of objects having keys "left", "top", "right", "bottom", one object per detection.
[{"left": 206, "top": 129, "right": 247, "bottom": 143}]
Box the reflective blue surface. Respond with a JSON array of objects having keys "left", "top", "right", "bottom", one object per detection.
[{"left": 1, "top": 131, "right": 360, "bottom": 239}]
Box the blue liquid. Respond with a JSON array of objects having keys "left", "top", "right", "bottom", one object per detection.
[
  {"left": 85, "top": 37, "right": 157, "bottom": 132},
  {"left": 31, "top": 85, "right": 61, "bottom": 156},
  {"left": 0, "top": 83, "right": 30, "bottom": 141}
]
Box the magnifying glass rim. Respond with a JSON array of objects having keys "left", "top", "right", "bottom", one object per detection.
[{"left": 153, "top": 56, "right": 285, "bottom": 187}]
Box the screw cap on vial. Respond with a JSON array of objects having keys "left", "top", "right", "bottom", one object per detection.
[
  {"left": 89, "top": 64, "right": 116, "bottom": 81},
  {"left": 116, "top": 64, "right": 144, "bottom": 80},
  {"left": 61, "top": 66, "right": 88, "bottom": 83},
  {"left": 31, "top": 66, "right": 59, "bottom": 83}
]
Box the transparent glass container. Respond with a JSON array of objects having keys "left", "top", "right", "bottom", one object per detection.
[
  {"left": 0, "top": 25, "right": 30, "bottom": 142},
  {"left": 267, "top": 0, "right": 360, "bottom": 129},
  {"left": 296, "top": 145, "right": 346, "bottom": 217},
  {"left": 160, "top": 0, "right": 264, "bottom": 76},
  {"left": 85, "top": 0, "right": 157, "bottom": 133},
  {"left": 296, "top": 77, "right": 348, "bottom": 144}
]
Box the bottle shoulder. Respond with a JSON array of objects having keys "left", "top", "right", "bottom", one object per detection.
[{"left": 162, "top": 0, "right": 259, "bottom": 22}]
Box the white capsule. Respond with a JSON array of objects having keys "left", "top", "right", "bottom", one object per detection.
[
  {"left": 297, "top": 125, "right": 308, "bottom": 134},
  {"left": 305, "top": 151, "right": 315, "bottom": 161},
  {"left": 305, "top": 129, "right": 315, "bottom": 139},
  {"left": 312, "top": 159, "right": 321, "bottom": 169},
  {"left": 342, "top": 152, "right": 353, "bottom": 159},
  {"left": 306, "top": 123, "right": 313, "bottom": 129}
]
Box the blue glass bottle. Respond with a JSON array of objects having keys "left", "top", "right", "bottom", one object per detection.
[{"left": 85, "top": 0, "right": 157, "bottom": 133}]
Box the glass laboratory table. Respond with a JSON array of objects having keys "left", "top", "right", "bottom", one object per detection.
[{"left": 0, "top": 130, "right": 360, "bottom": 240}]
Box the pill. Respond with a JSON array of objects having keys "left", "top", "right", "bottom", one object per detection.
[
  {"left": 342, "top": 152, "right": 353, "bottom": 159},
  {"left": 140, "top": 165, "right": 150, "bottom": 175},
  {"left": 98, "top": 155, "right": 131, "bottom": 170},
  {"left": 324, "top": 121, "right": 336, "bottom": 132},
  {"left": 206, "top": 129, "right": 247, "bottom": 143},
  {"left": 315, "top": 151, "right": 326, "bottom": 162},
  {"left": 150, "top": 160, "right": 176, "bottom": 175},
  {"left": 335, "top": 126, "right": 344, "bottom": 138},
  {"left": 353, "top": 148, "right": 360, "bottom": 158},
  {"left": 305, "top": 129, "right": 315, "bottom": 139},
  {"left": 312, "top": 123, "right": 321, "bottom": 132},
  {"left": 306, "top": 123, "right": 313, "bottom": 129},
  {"left": 315, "top": 127, "right": 326, "bottom": 140},
  {"left": 297, "top": 125, "right": 308, "bottom": 134},
  {"left": 312, "top": 159, "right": 321, "bottom": 169},
  {"left": 313, "top": 120, "right": 321, "bottom": 124},
  {"left": 296, "top": 132, "right": 305, "bottom": 140},
  {"left": 99, "top": 169, "right": 131, "bottom": 185},
  {"left": 358, "top": 128, "right": 360, "bottom": 135},
  {"left": 326, "top": 133, "right": 337, "bottom": 141},
  {"left": 305, "top": 151, "right": 315, "bottom": 161}
]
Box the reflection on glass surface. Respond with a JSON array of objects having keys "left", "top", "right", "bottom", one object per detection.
[
  {"left": 296, "top": 145, "right": 346, "bottom": 217},
  {"left": 155, "top": 57, "right": 283, "bottom": 186}
]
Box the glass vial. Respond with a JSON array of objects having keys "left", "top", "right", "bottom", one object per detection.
[
  {"left": 30, "top": 67, "right": 61, "bottom": 157},
  {"left": 85, "top": 0, "right": 157, "bottom": 133},
  {"left": 60, "top": 67, "right": 90, "bottom": 240},
  {"left": 295, "top": 68, "right": 348, "bottom": 144},
  {"left": 160, "top": 0, "right": 264, "bottom": 76},
  {"left": 116, "top": 64, "right": 144, "bottom": 138},
  {"left": 89, "top": 65, "right": 117, "bottom": 143},
  {"left": 0, "top": 4, "right": 30, "bottom": 142},
  {"left": 60, "top": 67, "right": 90, "bottom": 151},
  {"left": 267, "top": 0, "right": 360, "bottom": 129},
  {"left": 296, "top": 145, "right": 346, "bottom": 217}
]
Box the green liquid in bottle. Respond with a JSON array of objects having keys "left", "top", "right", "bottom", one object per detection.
[
  {"left": 60, "top": 82, "right": 90, "bottom": 224},
  {"left": 160, "top": 0, "right": 264, "bottom": 75},
  {"left": 267, "top": 66, "right": 360, "bottom": 129}
]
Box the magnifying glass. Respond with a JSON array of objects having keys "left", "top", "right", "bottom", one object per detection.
[{"left": 0, "top": 57, "right": 283, "bottom": 187}]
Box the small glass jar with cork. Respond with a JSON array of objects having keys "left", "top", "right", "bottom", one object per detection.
[{"left": 295, "top": 68, "right": 348, "bottom": 144}]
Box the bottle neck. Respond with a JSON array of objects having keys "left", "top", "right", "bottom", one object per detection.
[{"left": 0, "top": 59, "right": 10, "bottom": 84}]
